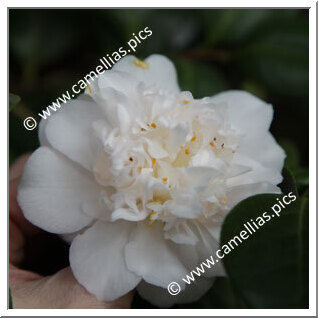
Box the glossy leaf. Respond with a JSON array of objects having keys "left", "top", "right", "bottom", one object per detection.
[{"left": 221, "top": 193, "right": 308, "bottom": 308}]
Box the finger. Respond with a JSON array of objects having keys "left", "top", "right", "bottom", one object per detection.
[
  {"left": 11, "top": 267, "right": 134, "bottom": 309},
  {"left": 9, "top": 157, "right": 42, "bottom": 238},
  {"left": 9, "top": 263, "right": 43, "bottom": 288},
  {"left": 10, "top": 153, "right": 32, "bottom": 181},
  {"left": 9, "top": 154, "right": 43, "bottom": 266},
  {"left": 9, "top": 219, "right": 25, "bottom": 265}
]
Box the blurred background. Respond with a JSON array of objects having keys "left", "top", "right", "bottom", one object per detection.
[{"left": 9, "top": 9, "right": 309, "bottom": 309}]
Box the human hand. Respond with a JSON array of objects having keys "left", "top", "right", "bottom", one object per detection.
[{"left": 9, "top": 154, "right": 134, "bottom": 308}]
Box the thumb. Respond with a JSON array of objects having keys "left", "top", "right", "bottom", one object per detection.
[{"left": 10, "top": 266, "right": 134, "bottom": 308}]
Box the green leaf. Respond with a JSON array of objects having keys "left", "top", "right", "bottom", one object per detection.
[
  {"left": 221, "top": 193, "right": 308, "bottom": 308},
  {"left": 9, "top": 93, "right": 21, "bottom": 111}
]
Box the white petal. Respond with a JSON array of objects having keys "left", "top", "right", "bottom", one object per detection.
[
  {"left": 146, "top": 139, "right": 169, "bottom": 159},
  {"left": 81, "top": 197, "right": 110, "bottom": 221},
  {"left": 43, "top": 95, "right": 104, "bottom": 171},
  {"left": 38, "top": 118, "right": 49, "bottom": 147},
  {"left": 164, "top": 221, "right": 199, "bottom": 245},
  {"left": 191, "top": 223, "right": 226, "bottom": 277},
  {"left": 92, "top": 70, "right": 140, "bottom": 99},
  {"left": 226, "top": 182, "right": 281, "bottom": 209},
  {"left": 225, "top": 163, "right": 251, "bottom": 178},
  {"left": 111, "top": 208, "right": 148, "bottom": 222},
  {"left": 165, "top": 122, "right": 191, "bottom": 159},
  {"left": 229, "top": 153, "right": 283, "bottom": 187},
  {"left": 146, "top": 202, "right": 163, "bottom": 213},
  {"left": 17, "top": 147, "right": 99, "bottom": 234},
  {"left": 181, "top": 167, "right": 219, "bottom": 188},
  {"left": 91, "top": 86, "right": 137, "bottom": 133},
  {"left": 209, "top": 90, "right": 285, "bottom": 171},
  {"left": 125, "top": 222, "right": 188, "bottom": 288},
  {"left": 112, "top": 54, "right": 180, "bottom": 93},
  {"left": 117, "top": 103, "right": 132, "bottom": 134},
  {"left": 210, "top": 90, "right": 273, "bottom": 135},
  {"left": 190, "top": 149, "right": 226, "bottom": 172},
  {"left": 70, "top": 221, "right": 141, "bottom": 301},
  {"left": 59, "top": 227, "right": 88, "bottom": 244},
  {"left": 137, "top": 277, "right": 215, "bottom": 308},
  {"left": 166, "top": 190, "right": 203, "bottom": 219},
  {"left": 239, "top": 131, "right": 286, "bottom": 171},
  {"left": 171, "top": 240, "right": 200, "bottom": 271}
]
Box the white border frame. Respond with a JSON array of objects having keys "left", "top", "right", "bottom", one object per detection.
[{"left": 2, "top": 1, "right": 316, "bottom": 316}]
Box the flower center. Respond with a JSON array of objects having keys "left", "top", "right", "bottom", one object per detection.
[{"left": 92, "top": 88, "right": 239, "bottom": 225}]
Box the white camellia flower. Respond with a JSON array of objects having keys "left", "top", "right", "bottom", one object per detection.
[{"left": 18, "top": 54, "right": 285, "bottom": 307}]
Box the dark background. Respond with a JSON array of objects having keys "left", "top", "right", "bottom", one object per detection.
[{"left": 9, "top": 9, "right": 309, "bottom": 308}]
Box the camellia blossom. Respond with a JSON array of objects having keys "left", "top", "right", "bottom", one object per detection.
[{"left": 18, "top": 54, "right": 285, "bottom": 307}]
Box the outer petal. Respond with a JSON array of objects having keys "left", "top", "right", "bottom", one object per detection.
[
  {"left": 164, "top": 221, "right": 199, "bottom": 246},
  {"left": 112, "top": 54, "right": 180, "bottom": 93},
  {"left": 17, "top": 147, "right": 99, "bottom": 234},
  {"left": 209, "top": 90, "right": 285, "bottom": 172},
  {"left": 239, "top": 131, "right": 286, "bottom": 171},
  {"left": 228, "top": 153, "right": 283, "bottom": 187},
  {"left": 43, "top": 95, "right": 104, "bottom": 171},
  {"left": 137, "top": 277, "right": 215, "bottom": 308},
  {"left": 125, "top": 222, "right": 189, "bottom": 289},
  {"left": 38, "top": 117, "right": 49, "bottom": 147},
  {"left": 70, "top": 221, "right": 141, "bottom": 301},
  {"left": 210, "top": 90, "right": 273, "bottom": 135},
  {"left": 191, "top": 222, "right": 226, "bottom": 278},
  {"left": 226, "top": 181, "right": 281, "bottom": 210}
]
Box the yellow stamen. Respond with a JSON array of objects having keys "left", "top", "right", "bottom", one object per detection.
[
  {"left": 86, "top": 84, "right": 92, "bottom": 95},
  {"left": 221, "top": 197, "right": 227, "bottom": 204},
  {"left": 162, "top": 177, "right": 168, "bottom": 182},
  {"left": 151, "top": 158, "right": 156, "bottom": 167},
  {"left": 184, "top": 148, "right": 190, "bottom": 155},
  {"left": 141, "top": 128, "right": 146, "bottom": 132},
  {"left": 151, "top": 123, "right": 157, "bottom": 128},
  {"left": 138, "top": 166, "right": 142, "bottom": 173},
  {"left": 210, "top": 141, "right": 215, "bottom": 147},
  {"left": 191, "top": 135, "right": 196, "bottom": 142},
  {"left": 183, "top": 100, "right": 190, "bottom": 104},
  {"left": 133, "top": 57, "right": 149, "bottom": 69},
  {"left": 147, "top": 211, "right": 157, "bottom": 225}
]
